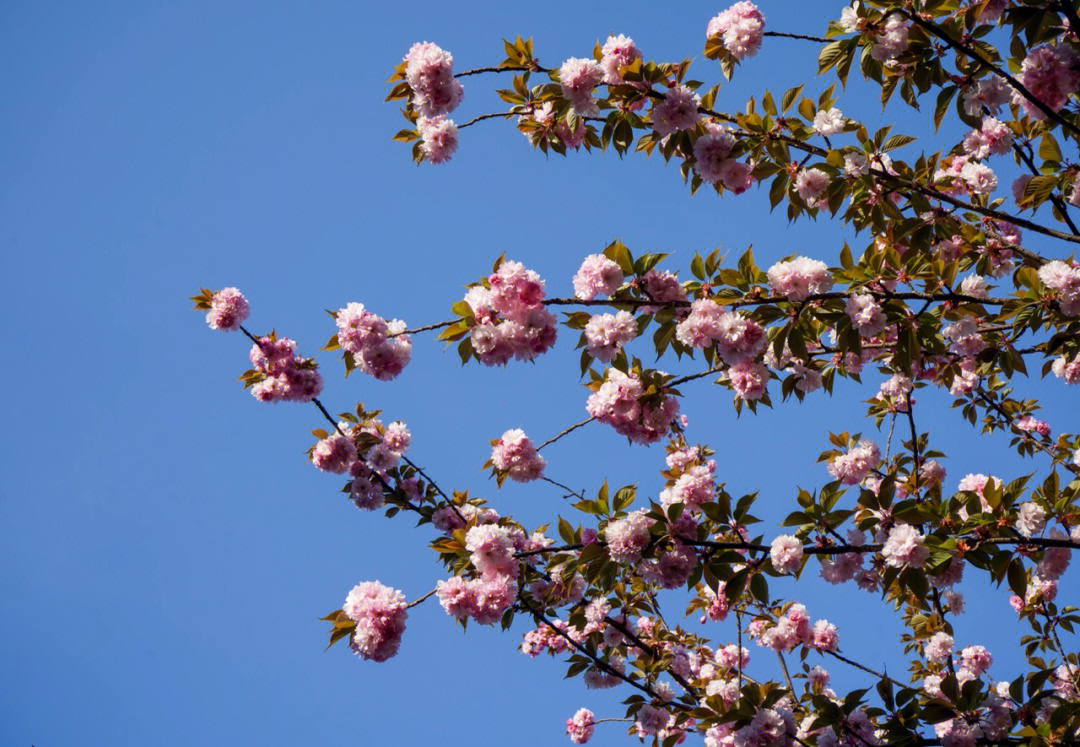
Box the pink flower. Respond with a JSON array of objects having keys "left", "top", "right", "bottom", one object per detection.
[
  {"left": 650, "top": 85, "right": 702, "bottom": 137},
  {"left": 925, "top": 632, "right": 954, "bottom": 663},
  {"left": 962, "top": 77, "right": 1009, "bottom": 116},
  {"left": 882, "top": 524, "right": 929, "bottom": 569},
  {"left": 641, "top": 269, "right": 687, "bottom": 309},
  {"left": 959, "top": 275, "right": 990, "bottom": 298},
  {"left": 692, "top": 130, "right": 737, "bottom": 184},
  {"left": 826, "top": 440, "right": 881, "bottom": 486},
  {"left": 962, "top": 117, "right": 1013, "bottom": 160},
  {"left": 605, "top": 510, "right": 654, "bottom": 563},
  {"left": 559, "top": 58, "right": 604, "bottom": 115},
  {"left": 660, "top": 463, "right": 717, "bottom": 512},
  {"left": 417, "top": 115, "right": 458, "bottom": 164},
  {"left": 573, "top": 254, "right": 624, "bottom": 300},
  {"left": 766, "top": 256, "right": 834, "bottom": 300},
  {"left": 1015, "top": 46, "right": 1080, "bottom": 119},
  {"left": 845, "top": 293, "right": 886, "bottom": 336},
  {"left": 811, "top": 619, "right": 838, "bottom": 651},
  {"left": 491, "top": 428, "right": 546, "bottom": 482},
  {"left": 586, "top": 368, "right": 679, "bottom": 444},
  {"left": 640, "top": 545, "right": 697, "bottom": 589},
  {"left": 1015, "top": 416, "right": 1050, "bottom": 437},
  {"left": 1012, "top": 174, "right": 1033, "bottom": 206},
  {"left": 707, "top": 2, "right": 766, "bottom": 61},
  {"left": 336, "top": 303, "right": 388, "bottom": 353},
  {"left": 812, "top": 108, "right": 845, "bottom": 136},
  {"left": 436, "top": 576, "right": 475, "bottom": 619},
  {"left": 770, "top": 534, "right": 803, "bottom": 574},
  {"left": 960, "top": 161, "right": 998, "bottom": 195},
  {"left": 206, "top": 287, "right": 249, "bottom": 331},
  {"left": 728, "top": 359, "right": 769, "bottom": 401},
  {"left": 404, "top": 42, "right": 463, "bottom": 117},
  {"left": 959, "top": 645, "right": 993, "bottom": 676},
  {"left": 635, "top": 704, "right": 670, "bottom": 737},
  {"left": 870, "top": 16, "right": 909, "bottom": 63},
  {"left": 465, "top": 524, "right": 518, "bottom": 578},
  {"left": 311, "top": 434, "right": 357, "bottom": 474},
  {"left": 1038, "top": 260, "right": 1080, "bottom": 316},
  {"left": 794, "top": 168, "right": 830, "bottom": 206},
  {"left": 943, "top": 318, "right": 987, "bottom": 358},
  {"left": 1037, "top": 529, "right": 1071, "bottom": 580},
  {"left": 1051, "top": 356, "right": 1080, "bottom": 384},
  {"left": 718, "top": 159, "right": 754, "bottom": 193},
  {"left": 343, "top": 581, "right": 408, "bottom": 662},
  {"left": 600, "top": 34, "right": 641, "bottom": 84},
  {"left": 584, "top": 311, "right": 637, "bottom": 362},
  {"left": 566, "top": 708, "right": 595, "bottom": 744}
]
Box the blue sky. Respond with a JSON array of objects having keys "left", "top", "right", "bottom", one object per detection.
[{"left": 3, "top": 2, "right": 1076, "bottom": 745}]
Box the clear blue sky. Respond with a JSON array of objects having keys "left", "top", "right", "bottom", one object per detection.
[{"left": 3, "top": 2, "right": 1076, "bottom": 745}]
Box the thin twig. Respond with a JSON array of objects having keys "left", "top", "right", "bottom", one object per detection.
[{"left": 537, "top": 416, "right": 595, "bottom": 451}]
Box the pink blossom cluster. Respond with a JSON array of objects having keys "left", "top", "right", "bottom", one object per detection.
[
  {"left": 651, "top": 85, "right": 702, "bottom": 137},
  {"left": 1015, "top": 416, "right": 1050, "bottom": 437},
  {"left": 342, "top": 581, "right": 408, "bottom": 662},
  {"left": 206, "top": 287, "right": 250, "bottom": 331},
  {"left": 959, "top": 274, "right": 990, "bottom": 298},
  {"left": 770, "top": 534, "right": 803, "bottom": 574},
  {"left": 605, "top": 509, "right": 654, "bottom": 563},
  {"left": 586, "top": 369, "right": 679, "bottom": 444},
  {"left": 431, "top": 502, "right": 498, "bottom": 533},
  {"left": 635, "top": 704, "right": 670, "bottom": 738},
  {"left": 1037, "top": 260, "right": 1080, "bottom": 316},
  {"left": 766, "top": 256, "right": 834, "bottom": 301},
  {"left": 248, "top": 336, "right": 324, "bottom": 403},
  {"left": 826, "top": 440, "right": 881, "bottom": 485},
  {"left": 343, "top": 418, "right": 413, "bottom": 510},
  {"left": 404, "top": 42, "right": 463, "bottom": 117},
  {"left": 573, "top": 254, "right": 624, "bottom": 300},
  {"left": 490, "top": 428, "right": 546, "bottom": 482},
  {"left": 583, "top": 311, "right": 637, "bottom": 362},
  {"left": 675, "top": 301, "right": 767, "bottom": 364},
  {"left": 845, "top": 292, "right": 886, "bottom": 336},
  {"left": 692, "top": 125, "right": 753, "bottom": 192},
  {"left": 794, "top": 168, "right": 829, "bottom": 208},
  {"left": 1015, "top": 45, "right": 1080, "bottom": 119},
  {"left": 335, "top": 302, "right": 412, "bottom": 380},
  {"left": 820, "top": 529, "right": 866, "bottom": 585},
  {"left": 639, "top": 545, "right": 698, "bottom": 589},
  {"left": 565, "top": 708, "right": 595, "bottom": 744},
  {"left": 728, "top": 359, "right": 770, "bottom": 401},
  {"left": 641, "top": 269, "right": 688, "bottom": 311},
  {"left": 934, "top": 155, "right": 998, "bottom": 196},
  {"left": 417, "top": 115, "right": 458, "bottom": 165},
  {"left": 1051, "top": 355, "right": 1080, "bottom": 384},
  {"left": 600, "top": 34, "right": 641, "bottom": 84},
  {"left": 812, "top": 108, "right": 845, "bottom": 136},
  {"left": 962, "top": 77, "right": 1009, "bottom": 116},
  {"left": 751, "top": 603, "right": 838, "bottom": 653},
  {"left": 660, "top": 462, "right": 717, "bottom": 513},
  {"left": 559, "top": 57, "right": 604, "bottom": 116},
  {"left": 706, "top": 2, "right": 765, "bottom": 61},
  {"left": 1038, "top": 528, "right": 1072, "bottom": 580},
  {"left": 882, "top": 523, "right": 929, "bottom": 569},
  {"left": 870, "top": 16, "right": 910, "bottom": 63},
  {"left": 435, "top": 573, "right": 516, "bottom": 625},
  {"left": 962, "top": 117, "right": 1013, "bottom": 160},
  {"left": 312, "top": 433, "right": 357, "bottom": 474},
  {"left": 520, "top": 619, "right": 571, "bottom": 657},
  {"left": 464, "top": 260, "right": 558, "bottom": 365},
  {"left": 943, "top": 318, "right": 987, "bottom": 358}
]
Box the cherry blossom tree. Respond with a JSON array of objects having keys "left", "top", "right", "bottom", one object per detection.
[{"left": 192, "top": 2, "right": 1080, "bottom": 745}]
